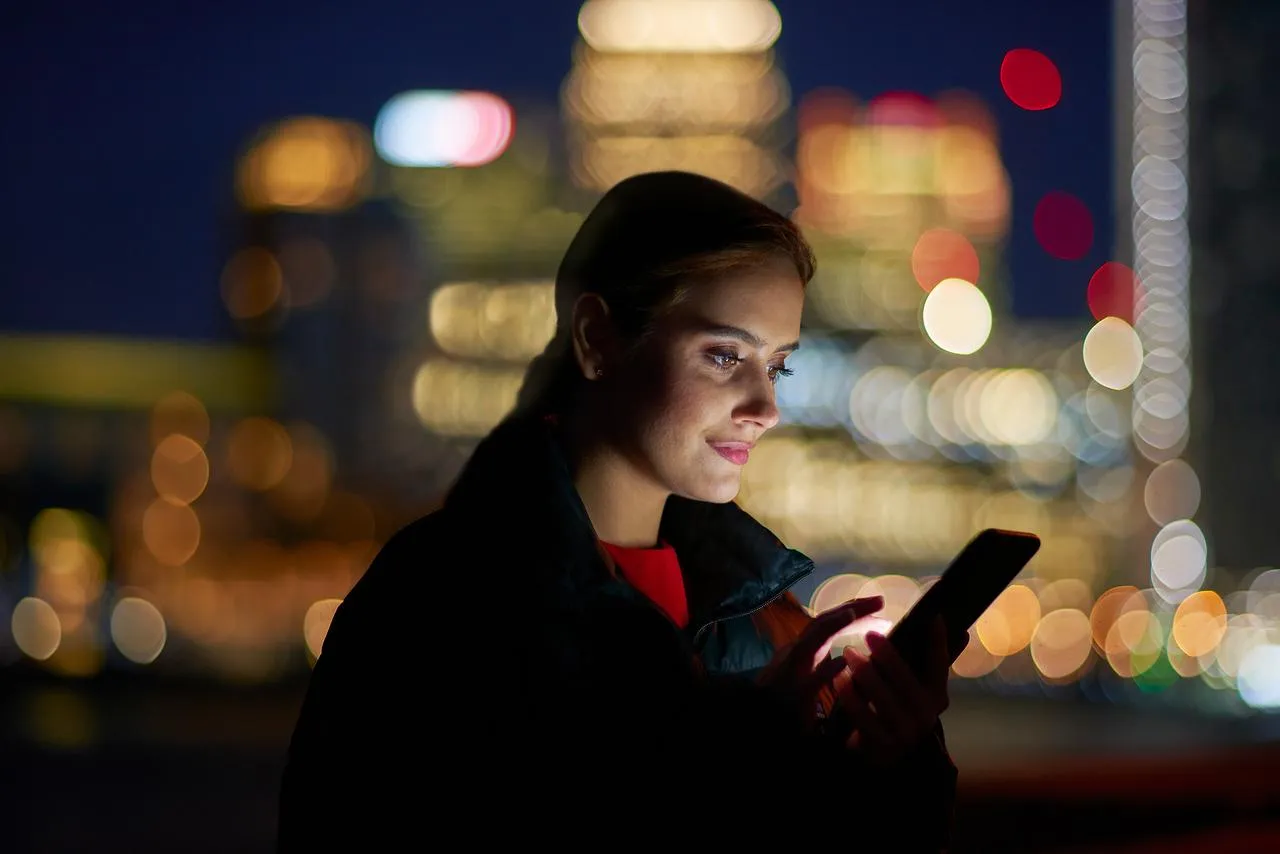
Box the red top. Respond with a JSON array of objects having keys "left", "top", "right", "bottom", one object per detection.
[{"left": 600, "top": 540, "right": 689, "bottom": 629}]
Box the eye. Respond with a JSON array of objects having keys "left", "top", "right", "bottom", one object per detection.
[
  {"left": 768, "top": 364, "right": 795, "bottom": 384},
  {"left": 708, "top": 350, "right": 742, "bottom": 370}
]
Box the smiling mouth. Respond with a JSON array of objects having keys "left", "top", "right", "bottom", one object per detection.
[{"left": 709, "top": 442, "right": 752, "bottom": 465}]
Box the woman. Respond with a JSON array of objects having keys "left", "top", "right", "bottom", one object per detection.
[{"left": 278, "top": 171, "right": 958, "bottom": 848}]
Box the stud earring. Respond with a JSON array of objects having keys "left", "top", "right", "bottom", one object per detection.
[{"left": 594, "top": 367, "right": 604, "bottom": 378}]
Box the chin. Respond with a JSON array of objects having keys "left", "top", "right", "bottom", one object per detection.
[{"left": 680, "top": 474, "right": 742, "bottom": 504}]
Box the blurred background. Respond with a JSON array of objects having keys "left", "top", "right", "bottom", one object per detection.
[{"left": 2, "top": 0, "right": 1279, "bottom": 850}]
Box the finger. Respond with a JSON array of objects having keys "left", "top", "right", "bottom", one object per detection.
[
  {"left": 844, "top": 647, "right": 916, "bottom": 744},
  {"left": 794, "top": 596, "right": 884, "bottom": 666},
  {"left": 839, "top": 675, "right": 897, "bottom": 757},
  {"left": 866, "top": 632, "right": 944, "bottom": 722},
  {"left": 806, "top": 652, "right": 849, "bottom": 691}
]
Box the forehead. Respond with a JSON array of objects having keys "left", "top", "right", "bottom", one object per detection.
[{"left": 668, "top": 263, "right": 805, "bottom": 340}]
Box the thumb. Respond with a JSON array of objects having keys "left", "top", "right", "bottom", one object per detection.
[{"left": 795, "top": 595, "right": 884, "bottom": 666}]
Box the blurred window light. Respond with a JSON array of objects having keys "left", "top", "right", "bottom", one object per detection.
[
  {"left": 110, "top": 597, "right": 167, "bottom": 664},
  {"left": 564, "top": 51, "right": 786, "bottom": 131},
  {"left": 577, "top": 0, "right": 781, "bottom": 54},
  {"left": 375, "top": 91, "right": 513, "bottom": 168},
  {"left": 429, "top": 281, "right": 555, "bottom": 362},
  {"left": 12, "top": 597, "right": 61, "bottom": 661},
  {"left": 574, "top": 134, "right": 779, "bottom": 197},
  {"left": 1000, "top": 48, "right": 1062, "bottom": 111},
  {"left": 921, "top": 278, "right": 992, "bottom": 355},
  {"left": 1082, "top": 317, "right": 1143, "bottom": 390},
  {"left": 412, "top": 359, "right": 525, "bottom": 437},
  {"left": 237, "top": 117, "right": 371, "bottom": 211}
]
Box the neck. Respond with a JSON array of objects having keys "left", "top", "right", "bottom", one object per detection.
[{"left": 559, "top": 408, "right": 668, "bottom": 548}]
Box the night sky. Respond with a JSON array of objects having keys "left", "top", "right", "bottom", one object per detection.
[{"left": 1, "top": 0, "right": 1114, "bottom": 342}]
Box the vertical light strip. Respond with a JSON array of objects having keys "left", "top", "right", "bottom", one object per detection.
[{"left": 1131, "top": 0, "right": 1202, "bottom": 598}]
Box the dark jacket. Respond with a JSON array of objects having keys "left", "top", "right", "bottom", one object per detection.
[{"left": 278, "top": 414, "right": 957, "bottom": 848}]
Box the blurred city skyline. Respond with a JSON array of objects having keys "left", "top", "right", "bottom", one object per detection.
[{"left": 2, "top": 0, "right": 1112, "bottom": 339}]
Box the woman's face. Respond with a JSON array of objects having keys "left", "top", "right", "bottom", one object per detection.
[{"left": 609, "top": 261, "right": 805, "bottom": 504}]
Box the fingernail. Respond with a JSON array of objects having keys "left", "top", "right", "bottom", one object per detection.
[{"left": 865, "top": 632, "right": 885, "bottom": 649}]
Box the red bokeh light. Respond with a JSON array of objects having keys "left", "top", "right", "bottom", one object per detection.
[
  {"left": 912, "top": 228, "right": 981, "bottom": 291},
  {"left": 1088, "top": 262, "right": 1140, "bottom": 323},
  {"left": 1034, "top": 191, "right": 1094, "bottom": 260},
  {"left": 1000, "top": 49, "right": 1062, "bottom": 111},
  {"left": 867, "top": 91, "right": 941, "bottom": 127}
]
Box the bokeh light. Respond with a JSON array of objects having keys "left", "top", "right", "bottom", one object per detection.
[
  {"left": 1087, "top": 262, "right": 1138, "bottom": 323},
  {"left": 304, "top": 599, "right": 343, "bottom": 660},
  {"left": 142, "top": 499, "right": 201, "bottom": 567},
  {"left": 12, "top": 597, "right": 61, "bottom": 661},
  {"left": 221, "top": 248, "right": 285, "bottom": 321},
  {"left": 975, "top": 584, "right": 1040, "bottom": 656},
  {"left": 237, "top": 117, "right": 371, "bottom": 211},
  {"left": 110, "top": 597, "right": 167, "bottom": 664},
  {"left": 1031, "top": 608, "right": 1092, "bottom": 680},
  {"left": 268, "top": 424, "right": 334, "bottom": 522},
  {"left": 149, "top": 392, "right": 209, "bottom": 448},
  {"left": 1000, "top": 48, "right": 1062, "bottom": 111},
  {"left": 911, "top": 228, "right": 980, "bottom": 292},
  {"left": 1033, "top": 191, "right": 1093, "bottom": 260},
  {"left": 1170, "top": 590, "right": 1226, "bottom": 658},
  {"left": 375, "top": 91, "right": 513, "bottom": 168},
  {"left": 1082, "top": 317, "right": 1143, "bottom": 390},
  {"left": 1143, "top": 458, "right": 1201, "bottom": 525},
  {"left": 577, "top": 0, "right": 782, "bottom": 54},
  {"left": 227, "top": 417, "right": 293, "bottom": 491},
  {"left": 1237, "top": 645, "right": 1280, "bottom": 709},
  {"left": 1150, "top": 519, "right": 1207, "bottom": 599},
  {"left": 921, "top": 279, "right": 992, "bottom": 355},
  {"left": 151, "top": 434, "right": 210, "bottom": 506},
  {"left": 952, "top": 627, "right": 1003, "bottom": 677}
]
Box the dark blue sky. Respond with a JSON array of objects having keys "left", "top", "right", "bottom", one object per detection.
[{"left": 1, "top": 0, "right": 1114, "bottom": 341}]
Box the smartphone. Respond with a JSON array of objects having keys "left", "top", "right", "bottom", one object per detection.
[{"left": 887, "top": 528, "right": 1041, "bottom": 674}]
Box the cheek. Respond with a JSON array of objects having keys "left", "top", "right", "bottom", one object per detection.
[{"left": 642, "top": 370, "right": 722, "bottom": 451}]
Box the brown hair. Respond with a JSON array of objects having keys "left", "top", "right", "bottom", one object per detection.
[{"left": 516, "top": 171, "right": 815, "bottom": 415}]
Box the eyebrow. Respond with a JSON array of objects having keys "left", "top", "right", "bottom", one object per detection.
[{"left": 697, "top": 322, "right": 800, "bottom": 354}]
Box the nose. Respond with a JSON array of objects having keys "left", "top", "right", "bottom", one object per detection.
[{"left": 733, "top": 369, "right": 781, "bottom": 432}]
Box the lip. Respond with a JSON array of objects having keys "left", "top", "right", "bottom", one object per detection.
[{"left": 709, "top": 441, "right": 754, "bottom": 466}]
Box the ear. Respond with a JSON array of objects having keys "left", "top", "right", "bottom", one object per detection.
[{"left": 569, "top": 293, "right": 619, "bottom": 380}]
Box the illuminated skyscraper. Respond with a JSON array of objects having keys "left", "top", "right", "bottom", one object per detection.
[{"left": 562, "top": 0, "right": 794, "bottom": 204}]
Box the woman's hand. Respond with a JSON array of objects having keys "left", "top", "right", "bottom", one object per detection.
[
  {"left": 757, "top": 595, "right": 885, "bottom": 730},
  {"left": 835, "top": 616, "right": 952, "bottom": 766}
]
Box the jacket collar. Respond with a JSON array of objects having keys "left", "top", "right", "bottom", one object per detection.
[{"left": 444, "top": 413, "right": 814, "bottom": 632}]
